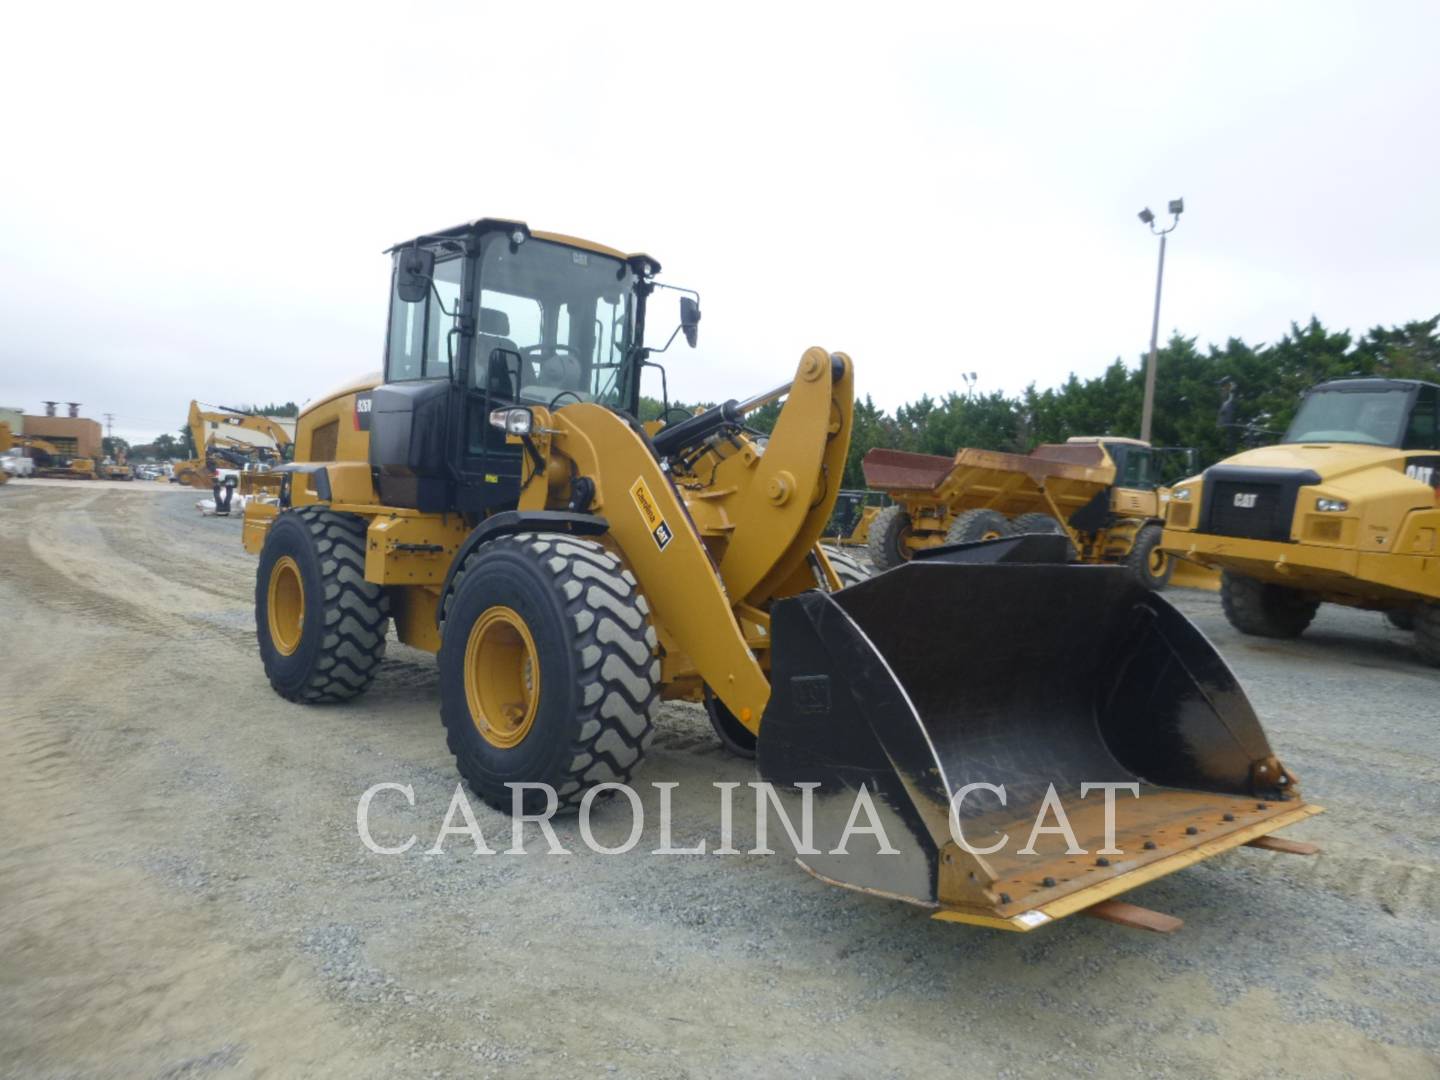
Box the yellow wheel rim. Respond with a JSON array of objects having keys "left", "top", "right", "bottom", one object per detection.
[
  {"left": 1148, "top": 547, "right": 1170, "bottom": 579},
  {"left": 463, "top": 606, "right": 541, "bottom": 749},
  {"left": 267, "top": 555, "right": 305, "bottom": 656},
  {"left": 982, "top": 529, "right": 1005, "bottom": 541}
]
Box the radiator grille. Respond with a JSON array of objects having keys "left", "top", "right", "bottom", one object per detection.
[{"left": 1206, "top": 480, "right": 1290, "bottom": 541}]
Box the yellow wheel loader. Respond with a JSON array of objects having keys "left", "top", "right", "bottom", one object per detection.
[
  {"left": 243, "top": 218, "right": 1317, "bottom": 932},
  {"left": 1163, "top": 377, "right": 1440, "bottom": 664},
  {"left": 861, "top": 438, "right": 1214, "bottom": 590}
]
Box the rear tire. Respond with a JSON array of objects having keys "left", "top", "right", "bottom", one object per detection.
[
  {"left": 1415, "top": 606, "right": 1440, "bottom": 666},
  {"left": 1010, "top": 512, "right": 1063, "bottom": 535},
  {"left": 945, "top": 508, "right": 1014, "bottom": 544},
  {"left": 1220, "top": 572, "right": 1319, "bottom": 639},
  {"left": 1124, "top": 523, "right": 1173, "bottom": 590},
  {"left": 866, "top": 504, "right": 912, "bottom": 570},
  {"left": 439, "top": 533, "right": 661, "bottom": 813},
  {"left": 822, "top": 548, "right": 870, "bottom": 590},
  {"left": 256, "top": 507, "right": 390, "bottom": 702}
]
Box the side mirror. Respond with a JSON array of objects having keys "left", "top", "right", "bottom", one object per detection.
[
  {"left": 680, "top": 296, "right": 701, "bottom": 348},
  {"left": 395, "top": 246, "right": 435, "bottom": 304}
]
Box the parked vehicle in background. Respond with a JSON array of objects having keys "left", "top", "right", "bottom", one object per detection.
[{"left": 1163, "top": 377, "right": 1440, "bottom": 663}]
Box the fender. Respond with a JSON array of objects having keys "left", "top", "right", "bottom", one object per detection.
[{"left": 435, "top": 510, "right": 609, "bottom": 626}]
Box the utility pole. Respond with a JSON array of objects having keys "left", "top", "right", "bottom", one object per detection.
[
  {"left": 104, "top": 413, "right": 114, "bottom": 439},
  {"left": 1136, "top": 198, "right": 1184, "bottom": 444}
]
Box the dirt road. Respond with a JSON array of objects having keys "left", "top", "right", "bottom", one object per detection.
[{"left": 1, "top": 480, "right": 1437, "bottom": 1078}]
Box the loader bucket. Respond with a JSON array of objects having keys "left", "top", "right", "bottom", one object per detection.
[{"left": 757, "top": 551, "right": 1318, "bottom": 930}]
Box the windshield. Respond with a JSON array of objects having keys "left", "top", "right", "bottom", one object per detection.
[
  {"left": 474, "top": 236, "right": 636, "bottom": 409},
  {"left": 1284, "top": 388, "right": 1412, "bottom": 446},
  {"left": 1107, "top": 444, "right": 1154, "bottom": 489}
]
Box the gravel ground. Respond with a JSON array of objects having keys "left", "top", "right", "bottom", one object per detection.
[{"left": 1, "top": 480, "right": 1437, "bottom": 1079}]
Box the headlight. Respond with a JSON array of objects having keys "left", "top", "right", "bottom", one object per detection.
[
  {"left": 1316, "top": 498, "right": 1348, "bottom": 512},
  {"left": 489, "top": 407, "right": 533, "bottom": 436},
  {"left": 1170, "top": 487, "right": 1193, "bottom": 502}
]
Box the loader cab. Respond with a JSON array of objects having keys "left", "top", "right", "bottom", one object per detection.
[{"left": 371, "top": 220, "right": 658, "bottom": 514}]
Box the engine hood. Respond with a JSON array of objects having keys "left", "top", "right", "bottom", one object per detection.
[
  {"left": 301, "top": 372, "right": 383, "bottom": 418},
  {"left": 1219, "top": 441, "right": 1403, "bottom": 483}
]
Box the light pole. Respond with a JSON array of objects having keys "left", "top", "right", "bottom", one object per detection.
[
  {"left": 1137, "top": 198, "right": 1183, "bottom": 443},
  {"left": 961, "top": 371, "right": 978, "bottom": 399}
]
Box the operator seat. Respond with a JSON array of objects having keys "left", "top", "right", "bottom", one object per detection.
[{"left": 476, "top": 307, "right": 521, "bottom": 399}]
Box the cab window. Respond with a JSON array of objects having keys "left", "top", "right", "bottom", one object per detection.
[
  {"left": 1403, "top": 386, "right": 1439, "bottom": 450},
  {"left": 386, "top": 255, "right": 462, "bottom": 381},
  {"left": 1109, "top": 445, "right": 1155, "bottom": 489}
]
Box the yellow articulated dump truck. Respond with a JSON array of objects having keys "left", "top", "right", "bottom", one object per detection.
[
  {"left": 242, "top": 218, "right": 1317, "bottom": 932},
  {"left": 1163, "top": 377, "right": 1440, "bottom": 664},
  {"left": 861, "top": 437, "right": 1211, "bottom": 590}
]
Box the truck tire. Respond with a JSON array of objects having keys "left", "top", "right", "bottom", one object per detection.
[
  {"left": 256, "top": 507, "right": 390, "bottom": 703},
  {"left": 1415, "top": 606, "right": 1440, "bottom": 667},
  {"left": 945, "top": 508, "right": 1014, "bottom": 545},
  {"left": 1123, "top": 523, "right": 1174, "bottom": 590},
  {"left": 823, "top": 548, "right": 871, "bottom": 590},
  {"left": 1010, "top": 512, "right": 1064, "bottom": 535},
  {"left": 439, "top": 533, "right": 661, "bottom": 813},
  {"left": 1220, "top": 572, "right": 1319, "bottom": 639},
  {"left": 866, "top": 504, "right": 912, "bottom": 570}
]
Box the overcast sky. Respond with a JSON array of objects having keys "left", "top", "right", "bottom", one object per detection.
[{"left": 2, "top": 2, "right": 1436, "bottom": 443}]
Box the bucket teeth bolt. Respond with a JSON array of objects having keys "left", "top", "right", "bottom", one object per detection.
[
  {"left": 999, "top": 892, "right": 1012, "bottom": 905},
  {"left": 1257, "top": 803, "right": 1268, "bottom": 810},
  {"left": 1096, "top": 857, "right": 1111, "bottom": 867},
  {"left": 1042, "top": 876, "right": 1057, "bottom": 888},
  {"left": 1143, "top": 840, "right": 1157, "bottom": 850},
  {"left": 1223, "top": 813, "right": 1235, "bottom": 822},
  {"left": 1186, "top": 826, "right": 1199, "bottom": 835}
]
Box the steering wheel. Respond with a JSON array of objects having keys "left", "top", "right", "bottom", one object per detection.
[{"left": 523, "top": 344, "right": 585, "bottom": 391}]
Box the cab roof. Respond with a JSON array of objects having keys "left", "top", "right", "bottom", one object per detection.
[
  {"left": 385, "top": 217, "right": 659, "bottom": 274},
  {"left": 1309, "top": 377, "right": 1440, "bottom": 393},
  {"left": 1066, "top": 435, "right": 1151, "bottom": 448}
]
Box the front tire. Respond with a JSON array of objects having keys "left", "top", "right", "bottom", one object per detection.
[
  {"left": 1415, "top": 606, "right": 1440, "bottom": 667},
  {"left": 255, "top": 508, "right": 390, "bottom": 702},
  {"left": 439, "top": 533, "right": 661, "bottom": 813},
  {"left": 866, "top": 505, "right": 912, "bottom": 571},
  {"left": 1220, "top": 572, "right": 1319, "bottom": 639},
  {"left": 1124, "top": 523, "right": 1173, "bottom": 590}
]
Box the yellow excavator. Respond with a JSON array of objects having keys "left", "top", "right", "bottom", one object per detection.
[
  {"left": 242, "top": 218, "right": 1318, "bottom": 933},
  {"left": 0, "top": 427, "right": 95, "bottom": 479},
  {"left": 173, "top": 401, "right": 293, "bottom": 488}
]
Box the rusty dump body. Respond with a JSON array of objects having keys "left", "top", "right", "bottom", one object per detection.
[
  {"left": 758, "top": 535, "right": 1318, "bottom": 931},
  {"left": 863, "top": 442, "right": 1114, "bottom": 514}
]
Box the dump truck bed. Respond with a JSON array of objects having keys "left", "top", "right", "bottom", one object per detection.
[{"left": 862, "top": 444, "right": 1115, "bottom": 518}]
